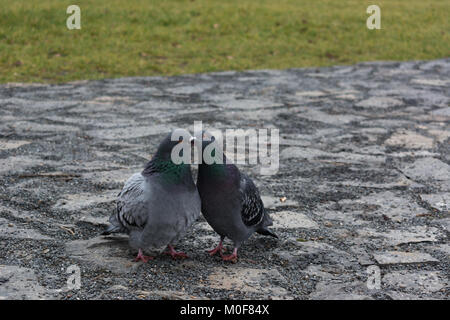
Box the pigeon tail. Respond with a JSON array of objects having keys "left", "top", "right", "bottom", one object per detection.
[
  {"left": 101, "top": 224, "right": 122, "bottom": 236},
  {"left": 257, "top": 213, "right": 278, "bottom": 238},
  {"left": 101, "top": 207, "right": 126, "bottom": 235},
  {"left": 100, "top": 221, "right": 127, "bottom": 236},
  {"left": 256, "top": 227, "right": 278, "bottom": 238}
]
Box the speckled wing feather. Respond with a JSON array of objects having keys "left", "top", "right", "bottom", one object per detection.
[
  {"left": 239, "top": 173, "right": 265, "bottom": 227},
  {"left": 114, "top": 172, "right": 148, "bottom": 230}
]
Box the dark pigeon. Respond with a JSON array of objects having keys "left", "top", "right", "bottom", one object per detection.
[
  {"left": 196, "top": 131, "right": 277, "bottom": 262},
  {"left": 102, "top": 130, "right": 201, "bottom": 262}
]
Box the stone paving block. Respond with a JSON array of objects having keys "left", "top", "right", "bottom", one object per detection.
[
  {"left": 0, "top": 265, "right": 59, "bottom": 300},
  {"left": 272, "top": 211, "right": 318, "bottom": 229},
  {"left": 204, "top": 267, "right": 292, "bottom": 299},
  {"left": 358, "top": 226, "right": 442, "bottom": 246},
  {"left": 382, "top": 271, "right": 447, "bottom": 294},
  {"left": 82, "top": 168, "right": 141, "bottom": 185},
  {"left": 53, "top": 190, "right": 118, "bottom": 212},
  {"left": 65, "top": 236, "right": 140, "bottom": 274},
  {"left": 0, "top": 217, "right": 52, "bottom": 240},
  {"left": 385, "top": 130, "right": 434, "bottom": 149},
  {"left": 260, "top": 195, "right": 298, "bottom": 209},
  {"left": 373, "top": 251, "right": 439, "bottom": 265},
  {"left": 420, "top": 193, "right": 450, "bottom": 212},
  {"left": 339, "top": 191, "right": 427, "bottom": 222},
  {"left": 431, "top": 107, "right": 450, "bottom": 117},
  {"left": 0, "top": 156, "right": 48, "bottom": 174},
  {"left": 356, "top": 97, "right": 403, "bottom": 109},
  {"left": 0, "top": 140, "right": 31, "bottom": 150},
  {"left": 10, "top": 121, "right": 80, "bottom": 133},
  {"left": 411, "top": 79, "right": 450, "bottom": 86},
  {"left": 86, "top": 125, "right": 168, "bottom": 140},
  {"left": 401, "top": 158, "right": 450, "bottom": 182},
  {"left": 309, "top": 281, "right": 373, "bottom": 300}
]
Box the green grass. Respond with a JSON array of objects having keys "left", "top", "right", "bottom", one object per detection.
[{"left": 0, "top": 0, "right": 449, "bottom": 83}]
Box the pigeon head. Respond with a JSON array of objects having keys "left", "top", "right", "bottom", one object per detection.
[
  {"left": 195, "top": 130, "right": 226, "bottom": 166},
  {"left": 143, "top": 129, "right": 196, "bottom": 181},
  {"left": 198, "top": 130, "right": 216, "bottom": 150},
  {"left": 154, "top": 129, "right": 195, "bottom": 161}
]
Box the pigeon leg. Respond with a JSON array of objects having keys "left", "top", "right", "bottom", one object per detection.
[
  {"left": 134, "top": 249, "right": 154, "bottom": 263},
  {"left": 165, "top": 245, "right": 188, "bottom": 259},
  {"left": 207, "top": 236, "right": 225, "bottom": 256},
  {"left": 222, "top": 248, "right": 238, "bottom": 263}
]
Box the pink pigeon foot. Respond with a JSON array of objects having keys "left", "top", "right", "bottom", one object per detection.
[
  {"left": 222, "top": 248, "right": 238, "bottom": 263},
  {"left": 207, "top": 240, "right": 223, "bottom": 256},
  {"left": 134, "top": 249, "right": 154, "bottom": 263},
  {"left": 165, "top": 245, "right": 188, "bottom": 259}
]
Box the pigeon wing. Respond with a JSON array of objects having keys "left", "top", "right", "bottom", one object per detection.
[
  {"left": 114, "top": 173, "right": 149, "bottom": 230},
  {"left": 239, "top": 173, "right": 265, "bottom": 227}
]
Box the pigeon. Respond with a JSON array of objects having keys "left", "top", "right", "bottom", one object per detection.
[
  {"left": 102, "top": 130, "right": 201, "bottom": 262},
  {"left": 196, "top": 132, "right": 277, "bottom": 262}
]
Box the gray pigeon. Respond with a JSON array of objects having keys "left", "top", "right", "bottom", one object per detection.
[
  {"left": 196, "top": 132, "right": 277, "bottom": 262},
  {"left": 102, "top": 131, "right": 201, "bottom": 262}
]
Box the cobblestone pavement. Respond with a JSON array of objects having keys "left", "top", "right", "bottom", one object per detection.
[{"left": 0, "top": 59, "right": 449, "bottom": 300}]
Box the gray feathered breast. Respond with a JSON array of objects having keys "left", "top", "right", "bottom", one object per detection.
[{"left": 107, "top": 170, "right": 201, "bottom": 252}]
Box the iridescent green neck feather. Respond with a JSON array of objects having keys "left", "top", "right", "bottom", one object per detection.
[{"left": 142, "top": 157, "right": 190, "bottom": 184}]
